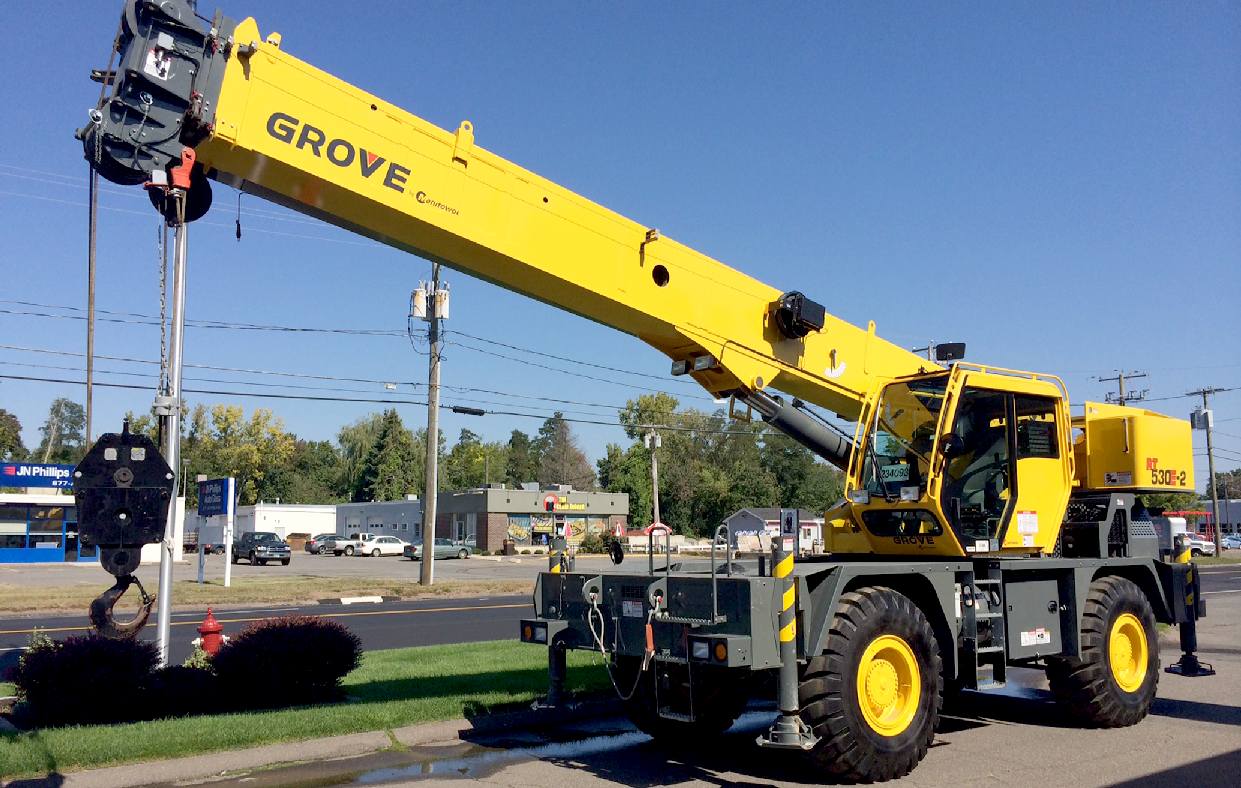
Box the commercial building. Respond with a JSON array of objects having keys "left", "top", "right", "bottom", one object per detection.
[
  {"left": 1195, "top": 498, "right": 1240, "bottom": 536},
  {"left": 188, "top": 501, "right": 336, "bottom": 542},
  {"left": 724, "top": 507, "right": 824, "bottom": 552},
  {"left": 336, "top": 485, "right": 629, "bottom": 553},
  {"left": 435, "top": 484, "right": 628, "bottom": 553},
  {"left": 336, "top": 497, "right": 423, "bottom": 540},
  {"left": 0, "top": 491, "right": 185, "bottom": 564}
]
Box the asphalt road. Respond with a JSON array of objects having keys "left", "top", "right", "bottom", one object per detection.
[
  {"left": 0, "top": 594, "right": 532, "bottom": 672},
  {"left": 0, "top": 552, "right": 619, "bottom": 589},
  {"left": 178, "top": 564, "right": 1241, "bottom": 788}
]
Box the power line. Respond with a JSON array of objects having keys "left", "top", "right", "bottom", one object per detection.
[
  {"left": 0, "top": 372, "right": 790, "bottom": 439},
  {"left": 3, "top": 299, "right": 709, "bottom": 401},
  {"left": 1096, "top": 370, "right": 1147, "bottom": 406},
  {"left": 0, "top": 359, "right": 626, "bottom": 421},
  {"left": 446, "top": 328, "right": 694, "bottom": 384},
  {"left": 0, "top": 186, "right": 380, "bottom": 248},
  {"left": 446, "top": 336, "right": 710, "bottom": 400},
  {"left": 0, "top": 343, "right": 646, "bottom": 413}
]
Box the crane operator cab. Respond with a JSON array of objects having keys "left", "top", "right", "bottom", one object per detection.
[{"left": 832, "top": 363, "right": 1074, "bottom": 558}]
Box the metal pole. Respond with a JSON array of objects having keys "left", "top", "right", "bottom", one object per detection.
[
  {"left": 648, "top": 430, "right": 661, "bottom": 526},
  {"left": 156, "top": 195, "right": 188, "bottom": 667},
  {"left": 1202, "top": 391, "right": 1222, "bottom": 556},
  {"left": 420, "top": 265, "right": 442, "bottom": 586},
  {"left": 223, "top": 477, "right": 234, "bottom": 588},
  {"left": 86, "top": 166, "right": 98, "bottom": 446}
]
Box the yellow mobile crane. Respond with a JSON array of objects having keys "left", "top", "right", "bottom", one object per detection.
[{"left": 77, "top": 1, "right": 1211, "bottom": 781}]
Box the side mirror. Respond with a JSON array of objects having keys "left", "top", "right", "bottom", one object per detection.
[
  {"left": 939, "top": 434, "right": 965, "bottom": 458},
  {"left": 608, "top": 541, "right": 624, "bottom": 565}
]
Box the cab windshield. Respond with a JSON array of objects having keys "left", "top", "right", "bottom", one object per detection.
[{"left": 860, "top": 376, "right": 949, "bottom": 500}]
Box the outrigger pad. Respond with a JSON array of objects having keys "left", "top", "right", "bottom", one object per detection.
[{"left": 73, "top": 423, "right": 175, "bottom": 577}]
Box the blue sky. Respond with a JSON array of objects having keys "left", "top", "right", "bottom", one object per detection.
[{"left": 1, "top": 1, "right": 1238, "bottom": 483}]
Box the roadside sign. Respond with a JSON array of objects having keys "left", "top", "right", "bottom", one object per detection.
[
  {"left": 198, "top": 478, "right": 233, "bottom": 517},
  {"left": 1, "top": 462, "right": 75, "bottom": 488},
  {"left": 780, "top": 508, "right": 798, "bottom": 536}
]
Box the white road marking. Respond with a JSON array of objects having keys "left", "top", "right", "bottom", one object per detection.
[
  {"left": 1203, "top": 589, "right": 1241, "bottom": 595},
  {"left": 341, "top": 595, "right": 384, "bottom": 605}
]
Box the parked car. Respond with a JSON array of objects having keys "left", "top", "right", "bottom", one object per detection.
[
  {"left": 330, "top": 532, "right": 379, "bottom": 556},
  {"left": 404, "top": 538, "right": 472, "bottom": 561},
  {"left": 357, "top": 535, "right": 409, "bottom": 557},
  {"left": 1220, "top": 534, "right": 1241, "bottom": 550},
  {"left": 304, "top": 533, "right": 339, "bottom": 555},
  {"left": 1186, "top": 534, "right": 1216, "bottom": 557},
  {"left": 183, "top": 534, "right": 226, "bottom": 555},
  {"left": 233, "top": 531, "right": 292, "bottom": 565}
]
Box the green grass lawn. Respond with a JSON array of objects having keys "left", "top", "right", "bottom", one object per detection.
[
  {"left": 0, "top": 683, "right": 12, "bottom": 697},
  {"left": 1193, "top": 554, "right": 1241, "bottom": 566},
  {"left": 0, "top": 576, "right": 533, "bottom": 614},
  {"left": 0, "top": 640, "right": 607, "bottom": 779}
]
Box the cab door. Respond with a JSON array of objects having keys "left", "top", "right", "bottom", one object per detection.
[
  {"left": 938, "top": 388, "right": 1015, "bottom": 553},
  {"left": 999, "top": 394, "right": 1071, "bottom": 553}
]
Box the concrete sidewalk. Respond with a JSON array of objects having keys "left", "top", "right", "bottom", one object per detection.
[
  {"left": 4, "top": 718, "right": 463, "bottom": 788},
  {"left": 4, "top": 699, "right": 623, "bottom": 788}
]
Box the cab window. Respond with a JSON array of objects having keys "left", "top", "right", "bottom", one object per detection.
[
  {"left": 1015, "top": 395, "right": 1059, "bottom": 459},
  {"left": 860, "top": 376, "right": 948, "bottom": 500}
]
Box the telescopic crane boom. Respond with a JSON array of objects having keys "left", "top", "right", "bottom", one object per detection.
[{"left": 79, "top": 0, "right": 936, "bottom": 471}]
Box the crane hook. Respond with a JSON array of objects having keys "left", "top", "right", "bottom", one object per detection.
[{"left": 89, "top": 574, "right": 157, "bottom": 640}]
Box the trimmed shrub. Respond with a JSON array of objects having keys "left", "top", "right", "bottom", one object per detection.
[
  {"left": 12, "top": 635, "right": 158, "bottom": 727},
  {"left": 148, "top": 665, "right": 221, "bottom": 717},
  {"left": 579, "top": 531, "right": 618, "bottom": 554},
  {"left": 213, "top": 616, "right": 362, "bottom": 709},
  {"left": 183, "top": 645, "right": 213, "bottom": 671}
]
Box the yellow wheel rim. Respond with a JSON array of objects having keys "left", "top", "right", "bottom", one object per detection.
[
  {"left": 1108, "top": 613, "right": 1148, "bottom": 693},
  {"left": 856, "top": 634, "right": 921, "bottom": 736}
]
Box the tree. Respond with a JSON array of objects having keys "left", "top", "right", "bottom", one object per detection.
[
  {"left": 337, "top": 413, "right": 387, "bottom": 500},
  {"left": 505, "top": 429, "right": 538, "bottom": 486},
  {"left": 597, "top": 442, "right": 652, "bottom": 528},
  {"left": 535, "top": 413, "right": 595, "bottom": 489},
  {"left": 1211, "top": 468, "right": 1241, "bottom": 501},
  {"left": 442, "top": 429, "right": 511, "bottom": 490},
  {"left": 34, "top": 398, "right": 86, "bottom": 464},
  {"left": 356, "top": 409, "right": 419, "bottom": 502},
  {"left": 258, "top": 439, "right": 345, "bottom": 504},
  {"left": 443, "top": 428, "right": 484, "bottom": 489},
  {"left": 0, "top": 408, "right": 25, "bottom": 461},
  {"left": 173, "top": 405, "right": 296, "bottom": 507},
  {"left": 759, "top": 431, "right": 845, "bottom": 512}
]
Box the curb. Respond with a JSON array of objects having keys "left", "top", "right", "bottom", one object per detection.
[
  {"left": 38, "top": 698, "right": 622, "bottom": 788},
  {"left": 314, "top": 595, "right": 402, "bottom": 606}
]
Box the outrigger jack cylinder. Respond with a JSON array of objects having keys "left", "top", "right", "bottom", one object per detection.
[
  {"left": 758, "top": 510, "right": 819, "bottom": 750},
  {"left": 73, "top": 421, "right": 175, "bottom": 639}
]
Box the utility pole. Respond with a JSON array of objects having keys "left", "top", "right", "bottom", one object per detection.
[
  {"left": 416, "top": 267, "right": 448, "bottom": 586},
  {"left": 1190, "top": 387, "right": 1222, "bottom": 556},
  {"left": 645, "top": 430, "right": 661, "bottom": 525},
  {"left": 155, "top": 190, "right": 189, "bottom": 667},
  {"left": 1099, "top": 370, "right": 1148, "bottom": 406}
]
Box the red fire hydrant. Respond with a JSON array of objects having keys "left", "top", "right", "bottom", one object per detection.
[{"left": 196, "top": 607, "right": 225, "bottom": 655}]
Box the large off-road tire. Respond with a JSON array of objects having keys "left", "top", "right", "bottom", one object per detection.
[
  {"left": 613, "top": 656, "right": 750, "bottom": 745},
  {"left": 799, "top": 586, "right": 942, "bottom": 783},
  {"left": 1045, "top": 576, "right": 1158, "bottom": 727}
]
